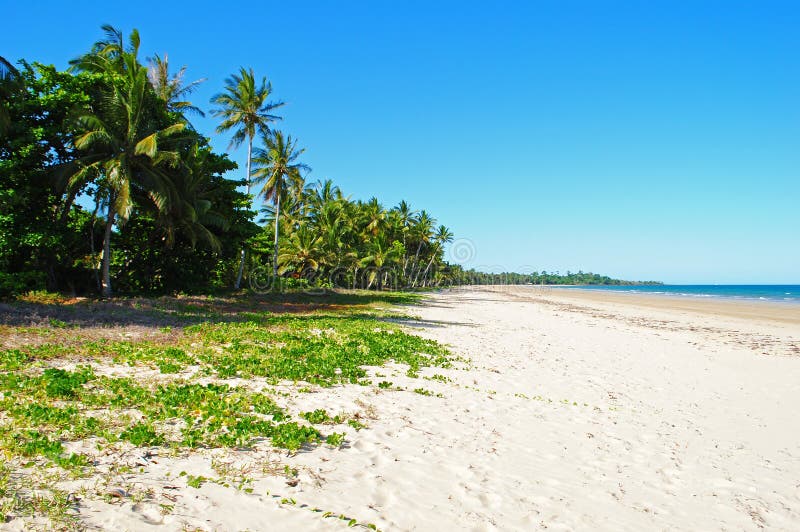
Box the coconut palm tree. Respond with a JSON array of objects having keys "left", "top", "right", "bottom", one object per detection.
[
  {"left": 408, "top": 210, "right": 435, "bottom": 287},
  {"left": 420, "top": 225, "right": 453, "bottom": 286},
  {"left": 69, "top": 26, "right": 187, "bottom": 297},
  {"left": 359, "top": 235, "right": 404, "bottom": 289},
  {"left": 211, "top": 67, "right": 283, "bottom": 288},
  {"left": 390, "top": 200, "right": 416, "bottom": 281},
  {"left": 147, "top": 53, "right": 206, "bottom": 119},
  {"left": 157, "top": 143, "right": 230, "bottom": 250},
  {"left": 251, "top": 130, "right": 309, "bottom": 279},
  {"left": 278, "top": 224, "right": 324, "bottom": 274},
  {"left": 360, "top": 197, "right": 386, "bottom": 237}
]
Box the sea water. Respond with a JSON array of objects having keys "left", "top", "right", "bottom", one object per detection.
[{"left": 556, "top": 285, "right": 800, "bottom": 304}]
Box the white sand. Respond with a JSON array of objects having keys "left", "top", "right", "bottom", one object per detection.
[{"left": 65, "top": 287, "right": 800, "bottom": 531}]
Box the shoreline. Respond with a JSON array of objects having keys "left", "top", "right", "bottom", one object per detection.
[
  {"left": 457, "top": 284, "right": 800, "bottom": 327},
  {"left": 554, "top": 284, "right": 800, "bottom": 305}
]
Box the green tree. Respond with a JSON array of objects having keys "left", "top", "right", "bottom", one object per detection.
[
  {"left": 211, "top": 67, "right": 283, "bottom": 288},
  {"left": 1, "top": 60, "right": 106, "bottom": 294},
  {"left": 252, "top": 130, "right": 309, "bottom": 279},
  {"left": 0, "top": 56, "right": 21, "bottom": 137},
  {"left": 409, "top": 210, "right": 435, "bottom": 287},
  {"left": 420, "top": 225, "right": 453, "bottom": 286},
  {"left": 147, "top": 53, "right": 206, "bottom": 119},
  {"left": 69, "top": 26, "right": 187, "bottom": 297}
]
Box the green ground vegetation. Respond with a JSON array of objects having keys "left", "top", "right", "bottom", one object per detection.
[{"left": 0, "top": 290, "right": 453, "bottom": 528}]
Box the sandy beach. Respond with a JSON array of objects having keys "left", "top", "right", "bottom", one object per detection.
[{"left": 40, "top": 286, "right": 797, "bottom": 531}]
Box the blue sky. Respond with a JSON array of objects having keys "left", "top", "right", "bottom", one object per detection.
[{"left": 5, "top": 0, "right": 799, "bottom": 283}]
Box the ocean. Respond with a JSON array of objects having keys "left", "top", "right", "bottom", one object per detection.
[{"left": 556, "top": 285, "right": 800, "bottom": 304}]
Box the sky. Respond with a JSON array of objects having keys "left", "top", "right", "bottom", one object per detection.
[{"left": 4, "top": 0, "right": 799, "bottom": 284}]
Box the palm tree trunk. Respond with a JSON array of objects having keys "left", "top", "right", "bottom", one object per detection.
[
  {"left": 90, "top": 197, "right": 101, "bottom": 293},
  {"left": 411, "top": 242, "right": 425, "bottom": 287},
  {"left": 234, "top": 138, "right": 253, "bottom": 289},
  {"left": 272, "top": 192, "right": 281, "bottom": 279},
  {"left": 402, "top": 232, "right": 409, "bottom": 282},
  {"left": 420, "top": 251, "right": 438, "bottom": 288},
  {"left": 409, "top": 242, "right": 423, "bottom": 287},
  {"left": 101, "top": 207, "right": 115, "bottom": 298}
]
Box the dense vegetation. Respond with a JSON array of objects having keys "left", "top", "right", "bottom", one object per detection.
[
  {"left": 1, "top": 26, "right": 655, "bottom": 299},
  {"left": 452, "top": 270, "right": 662, "bottom": 286},
  {"left": 0, "top": 26, "right": 459, "bottom": 298}
]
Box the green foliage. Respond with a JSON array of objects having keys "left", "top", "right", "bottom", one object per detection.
[
  {"left": 346, "top": 419, "right": 367, "bottom": 431},
  {"left": 269, "top": 422, "right": 321, "bottom": 451},
  {"left": 0, "top": 26, "right": 651, "bottom": 297},
  {"left": 40, "top": 366, "right": 94, "bottom": 398},
  {"left": 119, "top": 423, "right": 163, "bottom": 446},
  {"left": 325, "top": 432, "right": 345, "bottom": 447},
  {"left": 0, "top": 290, "right": 451, "bottom": 528},
  {"left": 0, "top": 272, "right": 46, "bottom": 298},
  {"left": 450, "top": 268, "right": 663, "bottom": 286},
  {"left": 1, "top": 32, "right": 256, "bottom": 297},
  {"left": 300, "top": 409, "right": 336, "bottom": 424},
  {"left": 186, "top": 474, "right": 208, "bottom": 488},
  {"left": 185, "top": 313, "right": 451, "bottom": 385},
  {"left": 12, "top": 430, "right": 64, "bottom": 460},
  {"left": 12, "top": 404, "right": 77, "bottom": 427},
  {"left": 0, "top": 58, "right": 104, "bottom": 295}
]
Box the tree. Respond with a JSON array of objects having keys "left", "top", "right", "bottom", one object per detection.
[
  {"left": 251, "top": 130, "right": 309, "bottom": 280},
  {"left": 389, "top": 200, "right": 416, "bottom": 279},
  {"left": 0, "top": 59, "right": 110, "bottom": 295},
  {"left": 420, "top": 225, "right": 453, "bottom": 286},
  {"left": 147, "top": 53, "right": 206, "bottom": 119},
  {"left": 358, "top": 236, "right": 404, "bottom": 289},
  {"left": 0, "top": 56, "right": 21, "bottom": 137},
  {"left": 211, "top": 67, "right": 283, "bottom": 289},
  {"left": 409, "top": 210, "right": 435, "bottom": 287},
  {"left": 69, "top": 26, "right": 187, "bottom": 297},
  {"left": 278, "top": 223, "right": 324, "bottom": 274}
]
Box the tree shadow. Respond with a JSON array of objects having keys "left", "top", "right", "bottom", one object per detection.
[
  {"left": 383, "top": 317, "right": 476, "bottom": 329},
  {"left": 0, "top": 290, "right": 427, "bottom": 330}
]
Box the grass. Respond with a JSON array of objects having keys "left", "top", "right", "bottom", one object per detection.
[{"left": 0, "top": 289, "right": 453, "bottom": 529}]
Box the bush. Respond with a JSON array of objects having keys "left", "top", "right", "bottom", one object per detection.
[{"left": 0, "top": 271, "right": 45, "bottom": 298}]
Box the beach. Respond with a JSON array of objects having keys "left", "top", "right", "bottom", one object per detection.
[{"left": 46, "top": 286, "right": 798, "bottom": 531}]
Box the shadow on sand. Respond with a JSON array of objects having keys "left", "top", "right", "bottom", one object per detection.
[{"left": 0, "top": 290, "right": 429, "bottom": 329}]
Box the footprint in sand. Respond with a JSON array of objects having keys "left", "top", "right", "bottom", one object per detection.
[
  {"left": 131, "top": 502, "right": 164, "bottom": 525},
  {"left": 372, "top": 487, "right": 397, "bottom": 508},
  {"left": 478, "top": 491, "right": 504, "bottom": 509}
]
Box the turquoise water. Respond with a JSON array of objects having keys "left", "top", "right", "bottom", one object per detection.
[{"left": 557, "top": 285, "right": 800, "bottom": 304}]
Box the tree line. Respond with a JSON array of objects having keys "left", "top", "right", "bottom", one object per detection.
[
  {"left": 447, "top": 270, "right": 662, "bottom": 286},
  {"left": 0, "top": 26, "right": 460, "bottom": 297},
  {"left": 1, "top": 26, "right": 654, "bottom": 298}
]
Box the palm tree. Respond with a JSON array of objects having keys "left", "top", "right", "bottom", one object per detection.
[
  {"left": 420, "top": 225, "right": 454, "bottom": 286},
  {"left": 361, "top": 197, "right": 386, "bottom": 237},
  {"left": 359, "top": 235, "right": 404, "bottom": 289},
  {"left": 157, "top": 143, "right": 230, "bottom": 250},
  {"left": 69, "top": 26, "right": 187, "bottom": 297},
  {"left": 211, "top": 67, "right": 284, "bottom": 288},
  {"left": 278, "top": 224, "right": 324, "bottom": 274},
  {"left": 390, "top": 200, "right": 416, "bottom": 280},
  {"left": 147, "top": 53, "right": 206, "bottom": 119},
  {"left": 251, "top": 130, "right": 309, "bottom": 279},
  {"left": 409, "top": 210, "right": 435, "bottom": 287}
]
